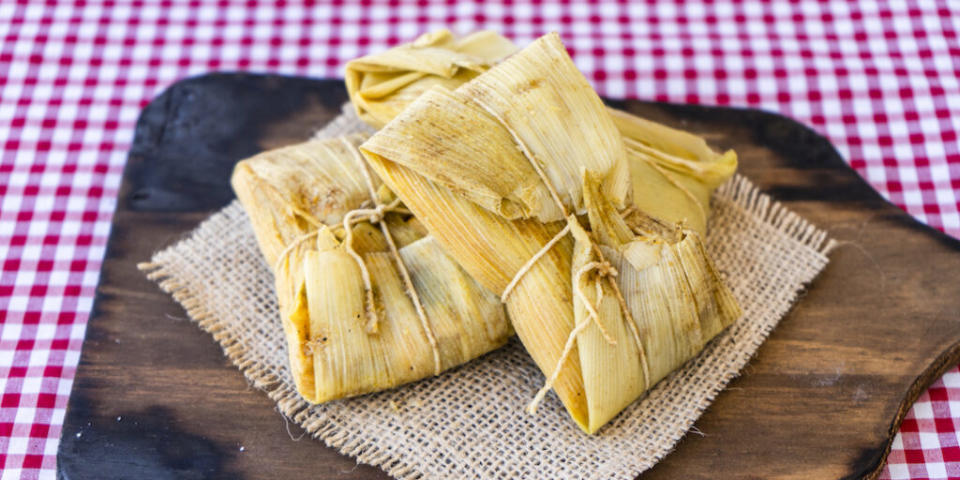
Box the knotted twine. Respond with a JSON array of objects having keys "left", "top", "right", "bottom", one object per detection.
[
  {"left": 471, "top": 97, "right": 650, "bottom": 414},
  {"left": 270, "top": 137, "right": 442, "bottom": 375}
]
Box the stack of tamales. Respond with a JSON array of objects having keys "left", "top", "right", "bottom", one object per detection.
[{"left": 232, "top": 30, "right": 741, "bottom": 434}]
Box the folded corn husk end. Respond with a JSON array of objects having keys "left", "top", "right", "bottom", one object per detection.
[
  {"left": 345, "top": 29, "right": 519, "bottom": 129},
  {"left": 610, "top": 107, "right": 740, "bottom": 236}
]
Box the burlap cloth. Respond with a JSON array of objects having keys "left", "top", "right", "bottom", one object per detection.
[{"left": 140, "top": 106, "right": 835, "bottom": 480}]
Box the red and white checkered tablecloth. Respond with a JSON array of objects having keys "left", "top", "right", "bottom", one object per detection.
[{"left": 1, "top": 1, "right": 958, "bottom": 478}]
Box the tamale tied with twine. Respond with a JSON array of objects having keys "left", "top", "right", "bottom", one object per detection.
[
  {"left": 231, "top": 134, "right": 511, "bottom": 403},
  {"left": 361, "top": 33, "right": 741, "bottom": 433}
]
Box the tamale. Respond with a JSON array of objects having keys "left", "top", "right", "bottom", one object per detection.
[
  {"left": 361, "top": 33, "right": 741, "bottom": 433},
  {"left": 231, "top": 135, "right": 511, "bottom": 403},
  {"left": 345, "top": 29, "right": 518, "bottom": 129}
]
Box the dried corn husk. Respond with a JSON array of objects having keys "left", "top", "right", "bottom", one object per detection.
[
  {"left": 609, "top": 108, "right": 738, "bottom": 235},
  {"left": 362, "top": 33, "right": 741, "bottom": 433},
  {"left": 231, "top": 135, "right": 511, "bottom": 403},
  {"left": 345, "top": 29, "right": 518, "bottom": 129}
]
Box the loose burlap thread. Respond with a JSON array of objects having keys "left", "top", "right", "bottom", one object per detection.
[{"left": 140, "top": 106, "right": 834, "bottom": 480}]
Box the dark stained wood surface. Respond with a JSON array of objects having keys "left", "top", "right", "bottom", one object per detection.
[{"left": 57, "top": 74, "right": 960, "bottom": 479}]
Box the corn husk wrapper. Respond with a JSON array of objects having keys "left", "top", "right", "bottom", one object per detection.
[
  {"left": 231, "top": 135, "right": 511, "bottom": 403},
  {"left": 362, "top": 33, "right": 741, "bottom": 433},
  {"left": 345, "top": 29, "right": 519, "bottom": 129}
]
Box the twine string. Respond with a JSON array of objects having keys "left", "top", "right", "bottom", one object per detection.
[
  {"left": 469, "top": 96, "right": 651, "bottom": 414},
  {"left": 527, "top": 259, "right": 619, "bottom": 414},
  {"left": 341, "top": 137, "right": 442, "bottom": 375},
  {"left": 271, "top": 138, "right": 442, "bottom": 375}
]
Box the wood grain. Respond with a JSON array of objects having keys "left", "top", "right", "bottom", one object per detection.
[{"left": 57, "top": 74, "right": 960, "bottom": 480}]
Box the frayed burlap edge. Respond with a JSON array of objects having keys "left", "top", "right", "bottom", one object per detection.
[{"left": 719, "top": 175, "right": 837, "bottom": 256}]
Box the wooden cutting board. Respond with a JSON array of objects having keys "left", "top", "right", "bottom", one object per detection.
[{"left": 56, "top": 74, "right": 960, "bottom": 480}]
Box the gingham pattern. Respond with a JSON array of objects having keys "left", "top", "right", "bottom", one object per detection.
[
  {"left": 0, "top": 2, "right": 957, "bottom": 479},
  {"left": 882, "top": 369, "right": 960, "bottom": 480}
]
